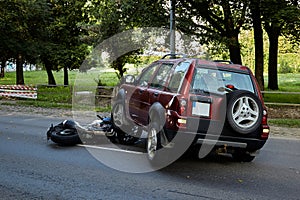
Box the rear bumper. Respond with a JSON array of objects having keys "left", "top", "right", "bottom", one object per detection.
[
  {"left": 196, "top": 138, "right": 247, "bottom": 148},
  {"left": 165, "top": 113, "right": 268, "bottom": 151},
  {"left": 195, "top": 134, "right": 267, "bottom": 151},
  {"left": 181, "top": 117, "right": 267, "bottom": 151},
  {"left": 167, "top": 130, "right": 267, "bottom": 152}
]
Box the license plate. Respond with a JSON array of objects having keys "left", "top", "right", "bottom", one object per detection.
[{"left": 192, "top": 102, "right": 210, "bottom": 117}]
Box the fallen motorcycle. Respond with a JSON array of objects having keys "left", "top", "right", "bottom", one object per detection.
[
  {"left": 46, "top": 115, "right": 139, "bottom": 145},
  {"left": 46, "top": 115, "right": 116, "bottom": 145}
]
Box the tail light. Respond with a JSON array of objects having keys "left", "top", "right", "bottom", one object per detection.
[
  {"left": 178, "top": 98, "right": 187, "bottom": 115},
  {"left": 262, "top": 110, "right": 268, "bottom": 125},
  {"left": 261, "top": 109, "right": 270, "bottom": 139}
]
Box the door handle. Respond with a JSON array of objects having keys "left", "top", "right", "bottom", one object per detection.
[{"left": 153, "top": 92, "right": 159, "bottom": 97}]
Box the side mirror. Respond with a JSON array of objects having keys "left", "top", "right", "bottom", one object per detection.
[{"left": 122, "top": 75, "right": 136, "bottom": 84}]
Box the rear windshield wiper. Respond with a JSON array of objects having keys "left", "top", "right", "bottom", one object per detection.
[{"left": 190, "top": 88, "right": 210, "bottom": 94}]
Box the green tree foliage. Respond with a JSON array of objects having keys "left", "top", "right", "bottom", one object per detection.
[
  {"left": 261, "top": 0, "right": 300, "bottom": 90},
  {"left": 278, "top": 36, "right": 300, "bottom": 73},
  {"left": 0, "top": 0, "right": 89, "bottom": 85},
  {"left": 176, "top": 0, "right": 251, "bottom": 64},
  {"left": 0, "top": 0, "right": 50, "bottom": 84},
  {"left": 82, "top": 0, "right": 169, "bottom": 78},
  {"left": 239, "top": 29, "right": 300, "bottom": 74},
  {"left": 41, "top": 0, "right": 89, "bottom": 85},
  {"left": 1, "top": 0, "right": 299, "bottom": 87}
]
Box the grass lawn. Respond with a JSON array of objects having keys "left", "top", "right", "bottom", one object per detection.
[
  {"left": 0, "top": 69, "right": 118, "bottom": 111},
  {"left": 268, "top": 118, "right": 300, "bottom": 128},
  {"left": 264, "top": 73, "right": 300, "bottom": 92},
  {"left": 263, "top": 73, "right": 300, "bottom": 104},
  {"left": 0, "top": 70, "right": 77, "bottom": 86}
]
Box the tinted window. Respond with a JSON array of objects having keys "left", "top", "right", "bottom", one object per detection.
[
  {"left": 150, "top": 63, "right": 173, "bottom": 89},
  {"left": 167, "top": 61, "right": 190, "bottom": 93},
  {"left": 136, "top": 63, "right": 159, "bottom": 87},
  {"left": 191, "top": 68, "right": 254, "bottom": 93}
]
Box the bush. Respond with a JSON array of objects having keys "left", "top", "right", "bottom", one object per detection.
[
  {"left": 278, "top": 60, "right": 293, "bottom": 74},
  {"left": 295, "top": 65, "right": 300, "bottom": 73}
]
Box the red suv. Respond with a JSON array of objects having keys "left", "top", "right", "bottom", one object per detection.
[{"left": 111, "top": 54, "right": 270, "bottom": 163}]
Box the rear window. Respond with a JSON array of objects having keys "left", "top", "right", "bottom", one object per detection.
[{"left": 191, "top": 68, "right": 255, "bottom": 94}]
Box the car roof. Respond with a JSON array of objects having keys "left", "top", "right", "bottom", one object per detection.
[
  {"left": 196, "top": 59, "right": 250, "bottom": 72},
  {"left": 158, "top": 57, "right": 250, "bottom": 73}
]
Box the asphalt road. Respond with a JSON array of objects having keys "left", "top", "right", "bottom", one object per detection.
[{"left": 0, "top": 113, "right": 299, "bottom": 200}]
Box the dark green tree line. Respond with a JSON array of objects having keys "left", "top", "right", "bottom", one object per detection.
[
  {"left": 175, "top": 0, "right": 299, "bottom": 90},
  {"left": 176, "top": 0, "right": 251, "bottom": 65},
  {"left": 0, "top": 0, "right": 89, "bottom": 85},
  {"left": 0, "top": 0, "right": 49, "bottom": 84},
  {"left": 1, "top": 0, "right": 299, "bottom": 90},
  {"left": 42, "top": 0, "right": 89, "bottom": 85}
]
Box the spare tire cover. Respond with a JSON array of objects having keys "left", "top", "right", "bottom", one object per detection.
[{"left": 226, "top": 90, "right": 263, "bottom": 134}]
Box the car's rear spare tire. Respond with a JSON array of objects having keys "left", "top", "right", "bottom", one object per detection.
[{"left": 226, "top": 90, "right": 263, "bottom": 134}]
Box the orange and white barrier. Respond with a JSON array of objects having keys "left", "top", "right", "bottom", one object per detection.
[{"left": 0, "top": 85, "right": 37, "bottom": 99}]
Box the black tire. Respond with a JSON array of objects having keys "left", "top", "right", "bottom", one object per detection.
[
  {"left": 226, "top": 90, "right": 263, "bottom": 134},
  {"left": 106, "top": 130, "right": 118, "bottom": 144},
  {"left": 232, "top": 150, "right": 256, "bottom": 162},
  {"left": 117, "top": 132, "right": 137, "bottom": 145},
  {"left": 49, "top": 125, "right": 81, "bottom": 145}
]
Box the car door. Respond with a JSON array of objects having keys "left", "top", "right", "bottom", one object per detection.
[
  {"left": 129, "top": 62, "right": 160, "bottom": 125},
  {"left": 148, "top": 63, "right": 174, "bottom": 106}
]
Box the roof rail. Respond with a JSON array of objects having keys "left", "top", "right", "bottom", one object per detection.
[
  {"left": 161, "top": 53, "right": 187, "bottom": 59},
  {"left": 213, "top": 60, "right": 234, "bottom": 64}
]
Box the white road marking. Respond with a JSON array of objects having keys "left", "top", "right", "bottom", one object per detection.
[{"left": 77, "top": 144, "right": 145, "bottom": 155}]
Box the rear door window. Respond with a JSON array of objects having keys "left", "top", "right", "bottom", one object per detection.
[
  {"left": 167, "top": 61, "right": 190, "bottom": 93},
  {"left": 150, "top": 63, "right": 174, "bottom": 90}
]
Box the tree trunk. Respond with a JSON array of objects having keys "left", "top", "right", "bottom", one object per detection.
[
  {"left": 0, "top": 58, "right": 6, "bottom": 78},
  {"left": 267, "top": 30, "right": 280, "bottom": 90},
  {"left": 44, "top": 60, "right": 56, "bottom": 85},
  {"left": 64, "top": 66, "right": 69, "bottom": 86},
  {"left": 113, "top": 58, "right": 125, "bottom": 79},
  {"left": 221, "top": 1, "right": 242, "bottom": 65},
  {"left": 16, "top": 53, "right": 24, "bottom": 85},
  {"left": 228, "top": 35, "right": 242, "bottom": 65},
  {"left": 251, "top": 0, "right": 264, "bottom": 91}
]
